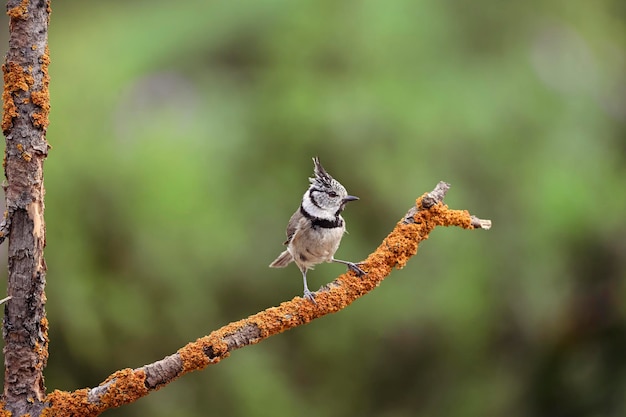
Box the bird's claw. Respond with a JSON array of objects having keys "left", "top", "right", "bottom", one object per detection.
[
  {"left": 302, "top": 289, "right": 317, "bottom": 304},
  {"left": 347, "top": 262, "right": 366, "bottom": 276}
]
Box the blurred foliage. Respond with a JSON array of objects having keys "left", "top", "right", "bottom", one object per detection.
[{"left": 1, "top": 0, "right": 625, "bottom": 416}]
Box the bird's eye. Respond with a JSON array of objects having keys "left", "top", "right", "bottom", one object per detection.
[{"left": 328, "top": 191, "right": 338, "bottom": 197}]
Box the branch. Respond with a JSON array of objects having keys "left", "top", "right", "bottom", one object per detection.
[
  {"left": 42, "top": 181, "right": 491, "bottom": 417},
  {"left": 1, "top": 0, "right": 51, "bottom": 416}
]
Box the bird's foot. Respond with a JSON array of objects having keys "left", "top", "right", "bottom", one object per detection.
[
  {"left": 332, "top": 258, "right": 367, "bottom": 276},
  {"left": 302, "top": 289, "right": 317, "bottom": 304},
  {"left": 346, "top": 262, "right": 366, "bottom": 276}
]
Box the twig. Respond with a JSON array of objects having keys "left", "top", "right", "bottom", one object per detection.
[{"left": 41, "top": 182, "right": 491, "bottom": 417}]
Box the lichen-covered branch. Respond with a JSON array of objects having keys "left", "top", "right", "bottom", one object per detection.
[
  {"left": 41, "top": 182, "right": 491, "bottom": 417},
  {"left": 1, "top": 0, "right": 52, "bottom": 416}
]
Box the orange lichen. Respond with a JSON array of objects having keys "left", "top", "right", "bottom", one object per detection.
[
  {"left": 43, "top": 389, "right": 98, "bottom": 417},
  {"left": 0, "top": 401, "right": 11, "bottom": 417},
  {"left": 2, "top": 62, "right": 34, "bottom": 132},
  {"left": 31, "top": 46, "right": 50, "bottom": 130},
  {"left": 7, "top": 0, "right": 28, "bottom": 19},
  {"left": 17, "top": 143, "right": 32, "bottom": 161},
  {"left": 2, "top": 94, "right": 17, "bottom": 132},
  {"left": 38, "top": 316, "right": 49, "bottom": 361},
  {"left": 31, "top": 93, "right": 49, "bottom": 129},
  {"left": 179, "top": 338, "right": 211, "bottom": 371},
  {"left": 179, "top": 331, "right": 231, "bottom": 372},
  {"left": 98, "top": 369, "right": 148, "bottom": 409},
  {"left": 43, "top": 370, "right": 149, "bottom": 417},
  {"left": 2, "top": 47, "right": 49, "bottom": 131}
]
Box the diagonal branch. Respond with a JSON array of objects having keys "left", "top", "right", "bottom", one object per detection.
[{"left": 41, "top": 181, "right": 491, "bottom": 417}]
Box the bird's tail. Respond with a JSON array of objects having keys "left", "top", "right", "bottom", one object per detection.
[{"left": 270, "top": 250, "right": 293, "bottom": 268}]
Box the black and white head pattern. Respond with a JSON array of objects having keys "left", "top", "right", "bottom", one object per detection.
[{"left": 302, "top": 157, "right": 351, "bottom": 219}]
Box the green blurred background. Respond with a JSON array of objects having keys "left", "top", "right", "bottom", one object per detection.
[{"left": 2, "top": 0, "right": 626, "bottom": 416}]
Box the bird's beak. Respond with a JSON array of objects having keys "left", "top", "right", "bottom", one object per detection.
[{"left": 343, "top": 195, "right": 359, "bottom": 203}]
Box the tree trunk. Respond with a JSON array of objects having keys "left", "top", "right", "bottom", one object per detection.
[{"left": 1, "top": 0, "right": 51, "bottom": 416}]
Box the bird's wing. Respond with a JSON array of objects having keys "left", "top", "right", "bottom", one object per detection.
[{"left": 284, "top": 209, "right": 304, "bottom": 245}]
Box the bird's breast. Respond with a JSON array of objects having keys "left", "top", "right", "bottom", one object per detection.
[{"left": 289, "top": 220, "right": 346, "bottom": 267}]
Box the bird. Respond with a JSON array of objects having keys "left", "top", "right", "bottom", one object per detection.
[{"left": 270, "top": 157, "right": 365, "bottom": 302}]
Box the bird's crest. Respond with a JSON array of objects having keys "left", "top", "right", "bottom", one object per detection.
[{"left": 309, "top": 157, "right": 334, "bottom": 189}]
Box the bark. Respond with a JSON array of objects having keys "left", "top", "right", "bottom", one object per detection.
[{"left": 1, "top": 0, "right": 51, "bottom": 416}]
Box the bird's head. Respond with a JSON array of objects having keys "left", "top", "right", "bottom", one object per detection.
[{"left": 307, "top": 157, "right": 359, "bottom": 215}]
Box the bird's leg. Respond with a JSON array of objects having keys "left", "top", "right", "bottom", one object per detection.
[
  {"left": 300, "top": 268, "right": 316, "bottom": 303},
  {"left": 331, "top": 258, "right": 366, "bottom": 276}
]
